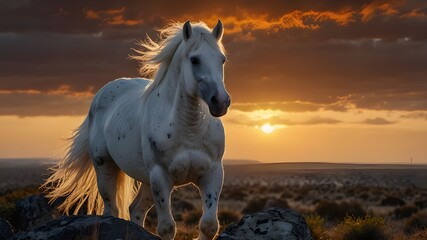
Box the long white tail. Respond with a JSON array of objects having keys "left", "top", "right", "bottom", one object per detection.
[{"left": 43, "top": 117, "right": 136, "bottom": 219}]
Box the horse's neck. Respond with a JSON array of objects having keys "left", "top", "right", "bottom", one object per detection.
[{"left": 158, "top": 69, "right": 208, "bottom": 135}]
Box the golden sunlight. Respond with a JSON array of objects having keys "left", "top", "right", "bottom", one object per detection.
[{"left": 260, "top": 123, "right": 275, "bottom": 134}]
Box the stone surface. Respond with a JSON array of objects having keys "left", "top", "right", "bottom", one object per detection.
[
  {"left": 13, "top": 215, "right": 161, "bottom": 240},
  {"left": 218, "top": 208, "right": 313, "bottom": 240},
  {"left": 15, "top": 194, "right": 58, "bottom": 230},
  {"left": 0, "top": 218, "right": 14, "bottom": 240}
]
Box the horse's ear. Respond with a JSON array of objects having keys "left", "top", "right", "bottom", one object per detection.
[
  {"left": 212, "top": 19, "right": 223, "bottom": 41},
  {"left": 183, "top": 20, "right": 192, "bottom": 41}
]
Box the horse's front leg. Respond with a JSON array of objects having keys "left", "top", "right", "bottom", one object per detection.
[
  {"left": 196, "top": 163, "right": 224, "bottom": 240},
  {"left": 150, "top": 165, "right": 176, "bottom": 240}
]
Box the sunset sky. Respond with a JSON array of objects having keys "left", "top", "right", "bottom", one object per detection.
[{"left": 1, "top": 0, "right": 426, "bottom": 163}]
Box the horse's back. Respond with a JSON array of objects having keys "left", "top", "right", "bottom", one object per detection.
[
  {"left": 89, "top": 77, "right": 150, "bottom": 135},
  {"left": 92, "top": 78, "right": 149, "bottom": 110}
]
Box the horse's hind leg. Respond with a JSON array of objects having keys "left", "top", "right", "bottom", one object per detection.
[
  {"left": 92, "top": 155, "right": 120, "bottom": 217},
  {"left": 129, "top": 182, "right": 154, "bottom": 227}
]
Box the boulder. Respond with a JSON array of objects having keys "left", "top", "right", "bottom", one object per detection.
[
  {"left": 218, "top": 208, "right": 312, "bottom": 240},
  {"left": 13, "top": 215, "right": 160, "bottom": 240},
  {"left": 0, "top": 218, "right": 14, "bottom": 240},
  {"left": 15, "top": 194, "right": 58, "bottom": 230}
]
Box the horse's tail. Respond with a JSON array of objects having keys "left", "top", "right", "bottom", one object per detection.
[
  {"left": 42, "top": 117, "right": 104, "bottom": 216},
  {"left": 43, "top": 116, "right": 137, "bottom": 219},
  {"left": 43, "top": 117, "right": 100, "bottom": 215}
]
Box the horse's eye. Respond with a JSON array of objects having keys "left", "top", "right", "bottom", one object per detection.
[{"left": 190, "top": 57, "right": 199, "bottom": 65}]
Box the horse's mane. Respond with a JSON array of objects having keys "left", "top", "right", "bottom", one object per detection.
[{"left": 131, "top": 21, "right": 225, "bottom": 97}]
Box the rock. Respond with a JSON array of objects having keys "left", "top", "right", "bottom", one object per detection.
[
  {"left": 218, "top": 208, "right": 313, "bottom": 240},
  {"left": 15, "top": 195, "right": 59, "bottom": 230},
  {"left": 13, "top": 215, "right": 161, "bottom": 240},
  {"left": 0, "top": 218, "right": 14, "bottom": 240}
]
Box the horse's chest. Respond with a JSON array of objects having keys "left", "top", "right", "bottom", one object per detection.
[
  {"left": 145, "top": 124, "right": 224, "bottom": 185},
  {"left": 168, "top": 149, "right": 213, "bottom": 184}
]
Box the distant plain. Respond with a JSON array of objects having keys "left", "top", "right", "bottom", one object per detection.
[{"left": 1, "top": 158, "right": 427, "bottom": 239}]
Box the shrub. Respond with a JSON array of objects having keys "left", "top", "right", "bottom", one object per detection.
[
  {"left": 242, "top": 197, "right": 289, "bottom": 214},
  {"left": 357, "top": 193, "right": 371, "bottom": 201},
  {"left": 409, "top": 229, "right": 427, "bottom": 240},
  {"left": 305, "top": 214, "right": 329, "bottom": 240},
  {"left": 280, "top": 190, "right": 293, "bottom": 199},
  {"left": 405, "top": 212, "right": 427, "bottom": 234},
  {"left": 315, "top": 201, "right": 365, "bottom": 222},
  {"left": 182, "top": 209, "right": 202, "bottom": 227},
  {"left": 221, "top": 187, "right": 247, "bottom": 201},
  {"left": 218, "top": 209, "right": 241, "bottom": 226},
  {"left": 172, "top": 199, "right": 195, "bottom": 212},
  {"left": 0, "top": 187, "right": 40, "bottom": 224},
  {"left": 380, "top": 196, "right": 405, "bottom": 206},
  {"left": 415, "top": 199, "right": 427, "bottom": 210},
  {"left": 265, "top": 198, "right": 289, "bottom": 209},
  {"left": 242, "top": 197, "right": 268, "bottom": 214},
  {"left": 393, "top": 205, "right": 419, "bottom": 219},
  {"left": 332, "top": 215, "right": 388, "bottom": 240}
]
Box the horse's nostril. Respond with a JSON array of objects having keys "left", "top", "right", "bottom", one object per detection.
[{"left": 211, "top": 96, "right": 218, "bottom": 105}]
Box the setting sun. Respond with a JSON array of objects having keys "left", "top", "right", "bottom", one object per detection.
[{"left": 260, "top": 123, "right": 275, "bottom": 134}]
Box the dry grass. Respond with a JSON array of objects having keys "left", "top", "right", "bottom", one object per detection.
[{"left": 331, "top": 215, "right": 388, "bottom": 240}]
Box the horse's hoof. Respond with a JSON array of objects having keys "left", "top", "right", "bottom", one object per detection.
[
  {"left": 200, "top": 218, "right": 219, "bottom": 240},
  {"left": 157, "top": 219, "right": 176, "bottom": 240}
]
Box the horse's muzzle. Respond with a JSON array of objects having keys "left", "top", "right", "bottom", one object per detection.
[{"left": 209, "top": 95, "right": 231, "bottom": 117}]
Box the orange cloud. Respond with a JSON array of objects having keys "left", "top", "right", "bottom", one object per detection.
[
  {"left": 360, "top": 1, "right": 401, "bottom": 22},
  {"left": 84, "top": 7, "right": 143, "bottom": 26},
  {"left": 400, "top": 9, "right": 427, "bottom": 18},
  {"left": 198, "top": 9, "right": 356, "bottom": 36},
  {"left": 0, "top": 86, "right": 94, "bottom": 116},
  {"left": 0, "top": 89, "right": 42, "bottom": 94},
  {"left": 0, "top": 85, "right": 94, "bottom": 98}
]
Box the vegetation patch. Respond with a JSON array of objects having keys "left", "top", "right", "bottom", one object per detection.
[
  {"left": 315, "top": 201, "right": 365, "bottom": 222},
  {"left": 332, "top": 215, "right": 388, "bottom": 240},
  {"left": 305, "top": 214, "right": 329, "bottom": 240}
]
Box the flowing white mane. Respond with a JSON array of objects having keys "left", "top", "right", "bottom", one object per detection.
[{"left": 131, "top": 21, "right": 225, "bottom": 97}]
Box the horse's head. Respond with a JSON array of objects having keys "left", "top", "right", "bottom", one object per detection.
[{"left": 181, "top": 20, "right": 231, "bottom": 117}]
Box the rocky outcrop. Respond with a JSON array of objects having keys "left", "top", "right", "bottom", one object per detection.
[
  {"left": 218, "top": 208, "right": 313, "bottom": 240},
  {"left": 10, "top": 194, "right": 311, "bottom": 240},
  {"left": 13, "top": 215, "right": 160, "bottom": 240},
  {"left": 15, "top": 194, "right": 59, "bottom": 230},
  {"left": 0, "top": 218, "right": 14, "bottom": 240}
]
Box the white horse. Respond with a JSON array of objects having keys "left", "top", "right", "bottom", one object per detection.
[{"left": 43, "top": 20, "right": 230, "bottom": 240}]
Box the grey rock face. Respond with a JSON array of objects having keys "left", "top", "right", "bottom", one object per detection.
[
  {"left": 15, "top": 195, "right": 58, "bottom": 230},
  {"left": 218, "top": 208, "right": 313, "bottom": 240},
  {"left": 13, "top": 215, "right": 161, "bottom": 240},
  {"left": 0, "top": 218, "right": 14, "bottom": 240}
]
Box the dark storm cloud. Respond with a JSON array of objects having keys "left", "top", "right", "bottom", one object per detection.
[
  {"left": 225, "top": 35, "right": 427, "bottom": 111},
  {"left": 0, "top": 90, "right": 92, "bottom": 116},
  {"left": 1, "top": 0, "right": 427, "bottom": 116},
  {"left": 0, "top": 33, "right": 139, "bottom": 92}
]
